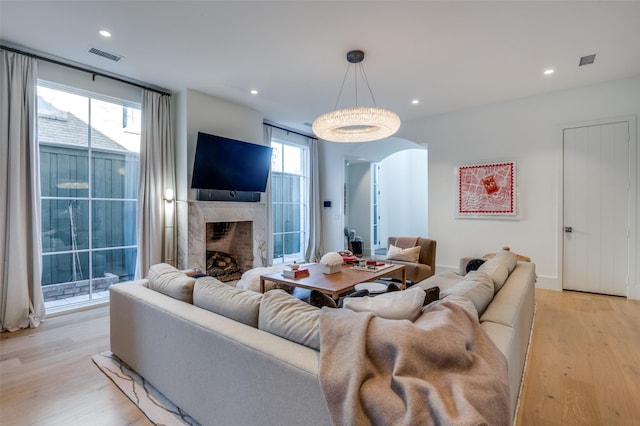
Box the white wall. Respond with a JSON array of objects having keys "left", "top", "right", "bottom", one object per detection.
[
  {"left": 379, "top": 149, "right": 428, "bottom": 243},
  {"left": 38, "top": 61, "right": 142, "bottom": 103},
  {"left": 320, "top": 139, "right": 428, "bottom": 254},
  {"left": 180, "top": 89, "right": 263, "bottom": 201},
  {"left": 346, "top": 163, "right": 371, "bottom": 254},
  {"left": 175, "top": 89, "right": 264, "bottom": 268},
  {"left": 319, "top": 141, "right": 347, "bottom": 253},
  {"left": 400, "top": 75, "right": 640, "bottom": 297}
]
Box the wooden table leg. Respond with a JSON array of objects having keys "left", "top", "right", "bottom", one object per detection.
[
  {"left": 401, "top": 269, "right": 406, "bottom": 289},
  {"left": 260, "top": 277, "right": 265, "bottom": 293}
]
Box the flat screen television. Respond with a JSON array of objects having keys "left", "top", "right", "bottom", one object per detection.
[{"left": 191, "top": 132, "right": 273, "bottom": 195}]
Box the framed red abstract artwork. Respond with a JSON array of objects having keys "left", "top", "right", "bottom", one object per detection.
[{"left": 457, "top": 162, "right": 516, "bottom": 217}]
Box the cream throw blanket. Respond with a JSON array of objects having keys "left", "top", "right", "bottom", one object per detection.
[{"left": 318, "top": 301, "right": 510, "bottom": 426}]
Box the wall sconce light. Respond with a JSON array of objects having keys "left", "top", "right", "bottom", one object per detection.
[{"left": 164, "top": 188, "right": 175, "bottom": 202}]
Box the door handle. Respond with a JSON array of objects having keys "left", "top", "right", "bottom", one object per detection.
[{"left": 564, "top": 226, "right": 573, "bottom": 233}]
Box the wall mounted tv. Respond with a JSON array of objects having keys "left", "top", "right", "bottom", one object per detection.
[{"left": 191, "top": 132, "right": 273, "bottom": 201}]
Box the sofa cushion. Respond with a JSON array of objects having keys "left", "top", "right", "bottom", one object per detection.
[
  {"left": 417, "top": 270, "right": 463, "bottom": 293},
  {"left": 148, "top": 263, "right": 196, "bottom": 303},
  {"left": 439, "top": 271, "right": 494, "bottom": 316},
  {"left": 480, "top": 321, "right": 520, "bottom": 421},
  {"left": 491, "top": 249, "right": 518, "bottom": 273},
  {"left": 439, "top": 294, "right": 479, "bottom": 320},
  {"left": 477, "top": 260, "right": 509, "bottom": 293},
  {"left": 342, "top": 286, "right": 426, "bottom": 321},
  {"left": 259, "top": 290, "right": 320, "bottom": 350},
  {"left": 236, "top": 265, "right": 288, "bottom": 292},
  {"left": 386, "top": 244, "right": 421, "bottom": 263},
  {"left": 193, "top": 277, "right": 263, "bottom": 327},
  {"left": 480, "top": 262, "right": 536, "bottom": 329}
]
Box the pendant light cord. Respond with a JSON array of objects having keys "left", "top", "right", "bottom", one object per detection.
[{"left": 332, "top": 60, "right": 379, "bottom": 110}]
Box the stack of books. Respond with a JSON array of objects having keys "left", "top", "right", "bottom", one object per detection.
[
  {"left": 282, "top": 268, "right": 310, "bottom": 279},
  {"left": 341, "top": 255, "right": 359, "bottom": 264}
]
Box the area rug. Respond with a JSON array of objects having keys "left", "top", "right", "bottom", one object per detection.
[{"left": 92, "top": 351, "right": 200, "bottom": 426}]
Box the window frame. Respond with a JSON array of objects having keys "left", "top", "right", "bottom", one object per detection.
[
  {"left": 270, "top": 136, "right": 309, "bottom": 265},
  {"left": 37, "top": 80, "right": 141, "bottom": 306}
]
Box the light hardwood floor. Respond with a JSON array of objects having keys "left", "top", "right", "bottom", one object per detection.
[
  {"left": 516, "top": 289, "right": 640, "bottom": 425},
  {"left": 0, "top": 306, "right": 150, "bottom": 426},
  {"left": 1, "top": 289, "right": 639, "bottom": 425}
]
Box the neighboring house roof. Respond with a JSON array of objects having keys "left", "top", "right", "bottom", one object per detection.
[{"left": 37, "top": 97, "right": 137, "bottom": 152}]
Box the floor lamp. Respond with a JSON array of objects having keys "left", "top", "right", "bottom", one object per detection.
[{"left": 163, "top": 188, "right": 176, "bottom": 266}]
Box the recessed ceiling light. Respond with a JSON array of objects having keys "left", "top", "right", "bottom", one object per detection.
[
  {"left": 250, "top": 89, "right": 258, "bottom": 95},
  {"left": 99, "top": 30, "right": 111, "bottom": 38},
  {"left": 411, "top": 99, "right": 420, "bottom": 105},
  {"left": 543, "top": 69, "right": 554, "bottom": 75}
]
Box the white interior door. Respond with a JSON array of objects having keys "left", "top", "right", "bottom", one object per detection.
[{"left": 563, "top": 120, "right": 631, "bottom": 296}]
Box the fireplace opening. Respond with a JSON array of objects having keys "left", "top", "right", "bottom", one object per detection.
[
  {"left": 205, "top": 221, "right": 253, "bottom": 282},
  {"left": 206, "top": 250, "right": 241, "bottom": 282}
]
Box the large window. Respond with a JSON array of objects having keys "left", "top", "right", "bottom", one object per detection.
[
  {"left": 37, "top": 83, "right": 140, "bottom": 308},
  {"left": 271, "top": 139, "right": 308, "bottom": 264}
]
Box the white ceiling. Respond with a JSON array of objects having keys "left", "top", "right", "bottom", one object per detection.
[{"left": 2, "top": 1, "right": 640, "bottom": 136}]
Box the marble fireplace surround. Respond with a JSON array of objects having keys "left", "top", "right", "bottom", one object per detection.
[{"left": 184, "top": 201, "right": 267, "bottom": 273}]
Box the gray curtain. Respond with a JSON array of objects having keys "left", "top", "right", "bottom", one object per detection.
[
  {"left": 263, "top": 125, "right": 273, "bottom": 266},
  {"left": 136, "top": 90, "right": 175, "bottom": 277},
  {"left": 0, "top": 50, "right": 46, "bottom": 331},
  {"left": 305, "top": 137, "right": 323, "bottom": 262}
]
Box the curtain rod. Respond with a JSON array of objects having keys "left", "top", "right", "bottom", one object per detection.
[
  {"left": 264, "top": 122, "right": 316, "bottom": 140},
  {"left": 1, "top": 44, "right": 171, "bottom": 97}
]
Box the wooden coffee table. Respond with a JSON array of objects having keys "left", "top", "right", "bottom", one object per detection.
[{"left": 259, "top": 263, "right": 406, "bottom": 298}]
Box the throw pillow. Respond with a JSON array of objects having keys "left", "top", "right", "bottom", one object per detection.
[
  {"left": 423, "top": 286, "right": 440, "bottom": 306},
  {"left": 438, "top": 294, "right": 480, "bottom": 321},
  {"left": 465, "top": 258, "right": 486, "bottom": 273},
  {"left": 440, "top": 271, "right": 494, "bottom": 316},
  {"left": 259, "top": 290, "right": 321, "bottom": 350},
  {"left": 387, "top": 282, "right": 401, "bottom": 292},
  {"left": 477, "top": 259, "right": 510, "bottom": 293},
  {"left": 342, "top": 286, "right": 426, "bottom": 321},
  {"left": 235, "top": 265, "right": 288, "bottom": 292},
  {"left": 385, "top": 244, "right": 421, "bottom": 263},
  {"left": 417, "top": 271, "right": 463, "bottom": 294},
  {"left": 193, "top": 277, "right": 263, "bottom": 328},
  {"left": 337, "top": 289, "right": 369, "bottom": 308},
  {"left": 492, "top": 249, "right": 518, "bottom": 273},
  {"left": 309, "top": 289, "right": 338, "bottom": 309},
  {"left": 148, "top": 263, "right": 196, "bottom": 303}
]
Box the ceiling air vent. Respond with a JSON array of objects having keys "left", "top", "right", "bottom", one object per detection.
[
  {"left": 579, "top": 54, "right": 596, "bottom": 67},
  {"left": 88, "top": 47, "right": 122, "bottom": 62}
]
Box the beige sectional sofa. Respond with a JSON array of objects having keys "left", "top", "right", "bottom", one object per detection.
[
  {"left": 416, "top": 250, "right": 536, "bottom": 420},
  {"left": 110, "top": 251, "right": 535, "bottom": 425}
]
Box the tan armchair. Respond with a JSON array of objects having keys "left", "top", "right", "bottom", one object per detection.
[{"left": 386, "top": 237, "right": 437, "bottom": 284}]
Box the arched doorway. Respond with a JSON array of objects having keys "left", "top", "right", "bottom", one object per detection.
[{"left": 343, "top": 138, "right": 428, "bottom": 256}]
